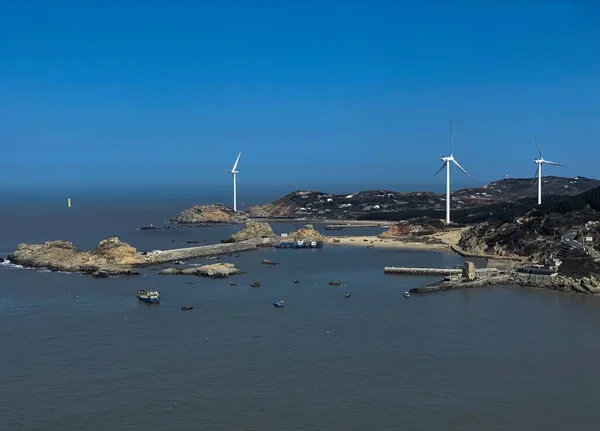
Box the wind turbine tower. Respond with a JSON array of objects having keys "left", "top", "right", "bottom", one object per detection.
[
  {"left": 230, "top": 152, "right": 241, "bottom": 212},
  {"left": 434, "top": 122, "right": 473, "bottom": 224},
  {"left": 533, "top": 133, "right": 564, "bottom": 205}
]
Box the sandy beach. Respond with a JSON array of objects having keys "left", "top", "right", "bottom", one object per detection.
[
  {"left": 326, "top": 235, "right": 451, "bottom": 250},
  {"left": 325, "top": 228, "right": 469, "bottom": 251}
]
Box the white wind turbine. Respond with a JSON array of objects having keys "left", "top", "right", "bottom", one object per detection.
[
  {"left": 225, "top": 152, "right": 241, "bottom": 212},
  {"left": 533, "top": 133, "right": 564, "bottom": 205},
  {"left": 434, "top": 122, "right": 474, "bottom": 225}
]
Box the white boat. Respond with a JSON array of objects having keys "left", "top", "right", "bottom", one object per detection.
[{"left": 404, "top": 292, "right": 410, "bottom": 298}]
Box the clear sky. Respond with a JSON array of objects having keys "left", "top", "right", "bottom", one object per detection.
[{"left": 1, "top": 1, "right": 599, "bottom": 192}]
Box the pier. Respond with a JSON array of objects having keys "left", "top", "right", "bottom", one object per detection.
[
  {"left": 325, "top": 223, "right": 387, "bottom": 230},
  {"left": 384, "top": 266, "right": 462, "bottom": 276},
  {"left": 144, "top": 240, "right": 262, "bottom": 264},
  {"left": 409, "top": 275, "right": 511, "bottom": 294},
  {"left": 384, "top": 266, "right": 499, "bottom": 277}
]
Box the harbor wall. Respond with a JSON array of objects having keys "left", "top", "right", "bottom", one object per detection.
[
  {"left": 384, "top": 267, "right": 462, "bottom": 276},
  {"left": 384, "top": 267, "right": 498, "bottom": 276},
  {"left": 147, "top": 242, "right": 259, "bottom": 264},
  {"left": 511, "top": 272, "right": 556, "bottom": 287},
  {"left": 410, "top": 275, "right": 511, "bottom": 294}
]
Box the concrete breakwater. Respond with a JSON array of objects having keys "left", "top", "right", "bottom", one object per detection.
[
  {"left": 145, "top": 241, "right": 260, "bottom": 264},
  {"left": 384, "top": 267, "right": 462, "bottom": 276},
  {"left": 384, "top": 266, "right": 499, "bottom": 277},
  {"left": 324, "top": 223, "right": 386, "bottom": 230},
  {"left": 409, "top": 275, "right": 511, "bottom": 294}
]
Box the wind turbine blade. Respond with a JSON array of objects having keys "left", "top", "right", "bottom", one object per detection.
[
  {"left": 232, "top": 152, "right": 241, "bottom": 171},
  {"left": 531, "top": 165, "right": 539, "bottom": 186},
  {"left": 533, "top": 133, "right": 542, "bottom": 158},
  {"left": 434, "top": 162, "right": 446, "bottom": 176},
  {"left": 452, "top": 159, "right": 473, "bottom": 181},
  {"left": 543, "top": 160, "right": 565, "bottom": 167}
]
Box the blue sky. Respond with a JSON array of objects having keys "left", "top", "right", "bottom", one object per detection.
[{"left": 1, "top": 1, "right": 599, "bottom": 191}]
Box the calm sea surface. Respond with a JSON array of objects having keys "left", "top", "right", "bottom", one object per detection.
[{"left": 1, "top": 190, "right": 600, "bottom": 430}]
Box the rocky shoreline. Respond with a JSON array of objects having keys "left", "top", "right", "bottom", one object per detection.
[
  {"left": 4, "top": 221, "right": 330, "bottom": 278},
  {"left": 8, "top": 211, "right": 600, "bottom": 293},
  {"left": 407, "top": 261, "right": 600, "bottom": 296}
]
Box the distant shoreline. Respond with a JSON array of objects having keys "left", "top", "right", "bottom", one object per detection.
[{"left": 249, "top": 217, "right": 391, "bottom": 226}]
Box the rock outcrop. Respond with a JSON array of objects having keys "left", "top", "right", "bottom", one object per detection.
[
  {"left": 171, "top": 204, "right": 248, "bottom": 224},
  {"left": 379, "top": 218, "right": 444, "bottom": 238},
  {"left": 8, "top": 237, "right": 144, "bottom": 277},
  {"left": 457, "top": 216, "right": 562, "bottom": 260},
  {"left": 552, "top": 274, "right": 600, "bottom": 294},
  {"left": 229, "top": 221, "right": 276, "bottom": 242},
  {"left": 286, "top": 224, "right": 327, "bottom": 242},
  {"left": 159, "top": 263, "right": 243, "bottom": 278}
]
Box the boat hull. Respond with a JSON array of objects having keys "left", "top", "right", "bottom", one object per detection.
[{"left": 137, "top": 296, "right": 160, "bottom": 303}]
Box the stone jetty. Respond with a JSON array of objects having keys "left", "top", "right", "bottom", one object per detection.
[
  {"left": 409, "top": 275, "right": 511, "bottom": 294},
  {"left": 384, "top": 267, "right": 462, "bottom": 276},
  {"left": 145, "top": 241, "right": 262, "bottom": 264}
]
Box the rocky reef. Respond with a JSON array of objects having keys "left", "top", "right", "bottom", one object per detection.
[
  {"left": 8, "top": 237, "right": 144, "bottom": 277},
  {"left": 379, "top": 218, "right": 445, "bottom": 239},
  {"left": 228, "top": 221, "right": 276, "bottom": 242},
  {"left": 159, "top": 263, "right": 244, "bottom": 278},
  {"left": 171, "top": 204, "right": 249, "bottom": 224},
  {"left": 285, "top": 224, "right": 327, "bottom": 242}
]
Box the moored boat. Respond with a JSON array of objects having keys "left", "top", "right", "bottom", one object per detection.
[
  {"left": 181, "top": 305, "right": 193, "bottom": 311},
  {"left": 137, "top": 289, "right": 160, "bottom": 303},
  {"left": 272, "top": 299, "right": 284, "bottom": 307},
  {"left": 343, "top": 292, "right": 352, "bottom": 298},
  {"left": 404, "top": 291, "right": 410, "bottom": 298}
]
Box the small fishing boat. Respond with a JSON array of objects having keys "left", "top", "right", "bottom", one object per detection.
[
  {"left": 137, "top": 289, "right": 160, "bottom": 303},
  {"left": 229, "top": 281, "right": 238, "bottom": 286},
  {"left": 404, "top": 292, "right": 410, "bottom": 298},
  {"left": 343, "top": 292, "right": 352, "bottom": 298},
  {"left": 329, "top": 280, "right": 342, "bottom": 286},
  {"left": 272, "top": 299, "right": 284, "bottom": 308},
  {"left": 293, "top": 279, "right": 300, "bottom": 284},
  {"left": 250, "top": 281, "right": 261, "bottom": 288},
  {"left": 181, "top": 305, "right": 193, "bottom": 311}
]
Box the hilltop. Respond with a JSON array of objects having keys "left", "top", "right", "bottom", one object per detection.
[
  {"left": 246, "top": 176, "right": 600, "bottom": 221},
  {"left": 458, "top": 185, "right": 600, "bottom": 265}
]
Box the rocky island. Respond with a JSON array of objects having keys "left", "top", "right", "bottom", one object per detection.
[
  {"left": 159, "top": 263, "right": 244, "bottom": 278},
  {"left": 171, "top": 204, "right": 248, "bottom": 225},
  {"left": 8, "top": 237, "right": 145, "bottom": 278},
  {"left": 226, "top": 221, "right": 277, "bottom": 242},
  {"left": 8, "top": 176, "right": 600, "bottom": 294}
]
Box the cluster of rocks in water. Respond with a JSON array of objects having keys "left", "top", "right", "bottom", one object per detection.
[
  {"left": 10, "top": 200, "right": 600, "bottom": 295},
  {"left": 6, "top": 217, "right": 328, "bottom": 279},
  {"left": 170, "top": 204, "right": 249, "bottom": 225},
  {"left": 159, "top": 263, "right": 244, "bottom": 278},
  {"left": 8, "top": 237, "right": 145, "bottom": 278}
]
